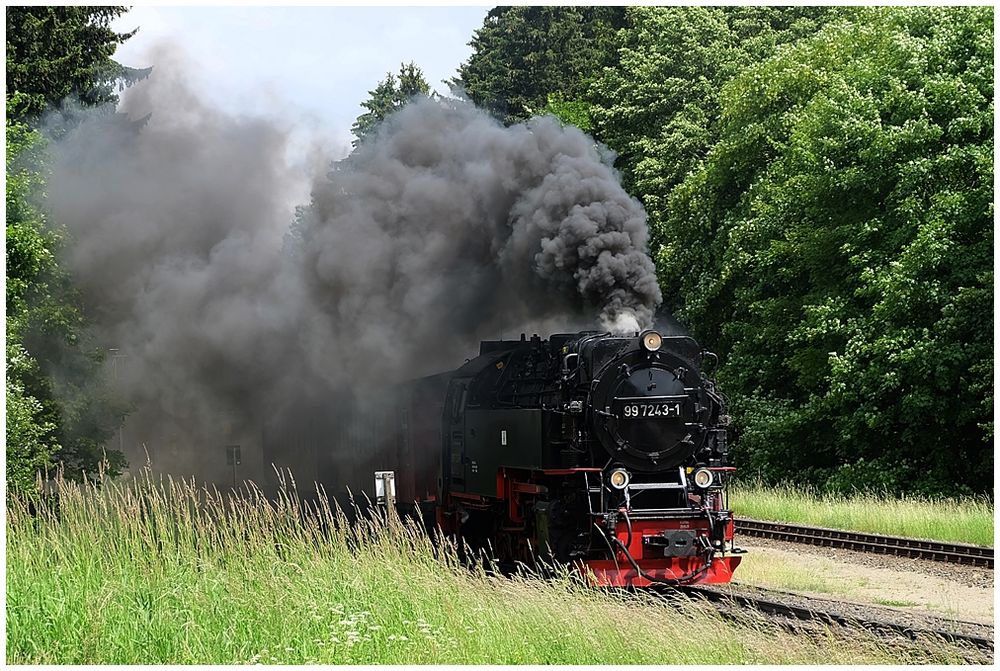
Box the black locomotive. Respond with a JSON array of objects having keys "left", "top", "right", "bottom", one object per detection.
[{"left": 365, "top": 329, "right": 743, "bottom": 586}]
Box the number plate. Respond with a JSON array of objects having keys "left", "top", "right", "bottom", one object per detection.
[{"left": 615, "top": 400, "right": 683, "bottom": 419}]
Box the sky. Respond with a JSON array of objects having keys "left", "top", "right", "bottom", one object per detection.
[{"left": 110, "top": 6, "right": 490, "bottom": 158}]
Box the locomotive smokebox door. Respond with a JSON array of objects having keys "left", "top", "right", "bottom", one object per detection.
[{"left": 374, "top": 471, "right": 396, "bottom": 506}]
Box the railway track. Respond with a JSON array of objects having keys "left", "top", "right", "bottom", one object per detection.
[
  {"left": 677, "top": 584, "right": 994, "bottom": 661},
  {"left": 736, "top": 518, "right": 994, "bottom": 568}
]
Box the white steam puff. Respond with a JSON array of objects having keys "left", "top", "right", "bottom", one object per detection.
[
  {"left": 603, "top": 311, "right": 642, "bottom": 335},
  {"left": 46, "top": 55, "right": 661, "bottom": 472}
]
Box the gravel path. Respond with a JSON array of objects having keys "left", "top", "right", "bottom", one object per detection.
[{"left": 733, "top": 537, "right": 994, "bottom": 624}]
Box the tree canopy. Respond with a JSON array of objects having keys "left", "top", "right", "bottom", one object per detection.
[
  {"left": 453, "top": 6, "right": 624, "bottom": 126},
  {"left": 657, "top": 7, "right": 994, "bottom": 493},
  {"left": 588, "top": 6, "right": 841, "bottom": 252},
  {"left": 6, "top": 6, "right": 142, "bottom": 121},
  {"left": 6, "top": 114, "right": 60, "bottom": 493},
  {"left": 350, "top": 62, "right": 432, "bottom": 147},
  {"left": 6, "top": 6, "right": 135, "bottom": 493}
]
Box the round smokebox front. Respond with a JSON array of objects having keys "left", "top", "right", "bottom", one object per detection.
[{"left": 590, "top": 350, "right": 706, "bottom": 471}]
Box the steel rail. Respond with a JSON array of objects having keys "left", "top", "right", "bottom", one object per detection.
[
  {"left": 676, "top": 585, "right": 994, "bottom": 659},
  {"left": 736, "top": 518, "right": 994, "bottom": 568}
]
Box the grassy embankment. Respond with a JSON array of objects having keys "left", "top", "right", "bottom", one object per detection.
[
  {"left": 6, "top": 472, "right": 967, "bottom": 665},
  {"left": 730, "top": 481, "right": 994, "bottom": 547}
]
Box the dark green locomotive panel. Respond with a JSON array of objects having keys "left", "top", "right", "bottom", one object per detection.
[{"left": 460, "top": 408, "right": 544, "bottom": 496}]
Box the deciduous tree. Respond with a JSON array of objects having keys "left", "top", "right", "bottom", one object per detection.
[
  {"left": 663, "top": 7, "right": 993, "bottom": 494},
  {"left": 588, "top": 6, "right": 839, "bottom": 253}
]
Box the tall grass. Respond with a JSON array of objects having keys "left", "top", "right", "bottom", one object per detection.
[
  {"left": 731, "top": 481, "right": 994, "bottom": 547},
  {"left": 6, "top": 471, "right": 970, "bottom": 664}
]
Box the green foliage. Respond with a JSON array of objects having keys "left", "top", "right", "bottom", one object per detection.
[
  {"left": 6, "top": 6, "right": 138, "bottom": 121},
  {"left": 588, "top": 6, "right": 841, "bottom": 252},
  {"left": 6, "top": 105, "right": 53, "bottom": 316},
  {"left": 6, "top": 111, "right": 61, "bottom": 494},
  {"left": 541, "top": 93, "right": 593, "bottom": 133},
  {"left": 6, "top": 341, "right": 57, "bottom": 495},
  {"left": 6, "top": 12, "right": 134, "bottom": 491},
  {"left": 662, "top": 7, "right": 993, "bottom": 495},
  {"left": 350, "top": 62, "right": 431, "bottom": 147},
  {"left": 454, "top": 6, "right": 624, "bottom": 125}
]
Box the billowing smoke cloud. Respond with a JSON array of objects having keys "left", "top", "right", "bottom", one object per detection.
[
  {"left": 298, "top": 95, "right": 662, "bottom": 380},
  {"left": 46, "top": 53, "right": 661, "bottom": 483}
]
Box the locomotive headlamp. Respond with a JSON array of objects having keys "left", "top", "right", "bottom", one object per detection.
[
  {"left": 609, "top": 468, "right": 631, "bottom": 490},
  {"left": 641, "top": 330, "right": 663, "bottom": 352},
  {"left": 693, "top": 468, "right": 714, "bottom": 489}
]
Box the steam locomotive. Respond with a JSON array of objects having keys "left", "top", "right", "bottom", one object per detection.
[
  {"left": 116, "top": 327, "right": 742, "bottom": 586},
  {"left": 373, "top": 329, "right": 743, "bottom": 586}
]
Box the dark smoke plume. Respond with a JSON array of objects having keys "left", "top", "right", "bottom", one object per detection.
[
  {"left": 46, "top": 57, "right": 661, "bottom": 483},
  {"left": 297, "top": 95, "right": 662, "bottom": 380}
]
